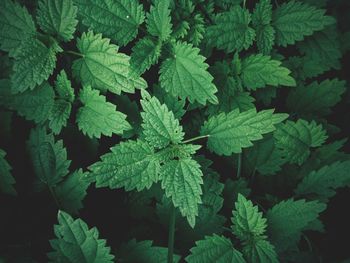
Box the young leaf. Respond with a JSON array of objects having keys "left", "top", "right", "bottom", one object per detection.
[
  {"left": 201, "top": 108, "right": 288, "bottom": 156},
  {"left": 146, "top": 0, "right": 172, "bottom": 41},
  {"left": 54, "top": 70, "right": 75, "bottom": 103},
  {"left": 72, "top": 31, "right": 146, "bottom": 94},
  {"left": 295, "top": 161, "right": 350, "bottom": 201},
  {"left": 55, "top": 169, "right": 90, "bottom": 214},
  {"left": 88, "top": 140, "right": 160, "bottom": 191},
  {"left": 185, "top": 234, "right": 245, "bottom": 263},
  {"left": 242, "top": 239, "right": 278, "bottom": 263},
  {"left": 274, "top": 119, "right": 328, "bottom": 165},
  {"left": 206, "top": 6, "right": 255, "bottom": 53},
  {"left": 76, "top": 86, "right": 131, "bottom": 138},
  {"left": 241, "top": 54, "right": 296, "bottom": 89},
  {"left": 287, "top": 79, "right": 346, "bottom": 116},
  {"left": 37, "top": 0, "right": 78, "bottom": 42},
  {"left": 11, "top": 38, "right": 62, "bottom": 93},
  {"left": 231, "top": 194, "right": 267, "bottom": 242},
  {"left": 48, "top": 211, "right": 114, "bottom": 262},
  {"left": 75, "top": 0, "right": 145, "bottom": 46},
  {"left": 140, "top": 90, "right": 184, "bottom": 148},
  {"left": 272, "top": 0, "right": 335, "bottom": 46},
  {"left": 160, "top": 158, "right": 203, "bottom": 227},
  {"left": 160, "top": 41, "right": 218, "bottom": 105},
  {"left": 0, "top": 0, "right": 36, "bottom": 54},
  {"left": 0, "top": 149, "right": 16, "bottom": 195},
  {"left": 49, "top": 100, "right": 71, "bottom": 135},
  {"left": 266, "top": 199, "right": 326, "bottom": 252}
]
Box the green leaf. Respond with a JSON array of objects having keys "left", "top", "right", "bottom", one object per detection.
[
  {"left": 159, "top": 41, "right": 218, "bottom": 105},
  {"left": 185, "top": 234, "right": 245, "bottom": 263},
  {"left": 242, "top": 239, "right": 278, "bottom": 263},
  {"left": 48, "top": 211, "right": 114, "bottom": 262},
  {"left": 274, "top": 119, "right": 328, "bottom": 165},
  {"left": 11, "top": 38, "right": 62, "bottom": 93},
  {"left": 161, "top": 158, "right": 203, "bottom": 227},
  {"left": 146, "top": 0, "right": 172, "bottom": 41},
  {"left": 0, "top": 148, "right": 16, "bottom": 195},
  {"left": 295, "top": 161, "right": 350, "bottom": 201},
  {"left": 77, "top": 86, "right": 131, "bottom": 138},
  {"left": 266, "top": 199, "right": 326, "bottom": 252},
  {"left": 231, "top": 194, "right": 267, "bottom": 242},
  {"left": 207, "top": 6, "right": 255, "bottom": 53},
  {"left": 272, "top": 0, "right": 335, "bottom": 47},
  {"left": 0, "top": 0, "right": 36, "bottom": 54},
  {"left": 88, "top": 140, "right": 160, "bottom": 191},
  {"left": 49, "top": 99, "right": 71, "bottom": 135},
  {"left": 241, "top": 54, "right": 296, "bottom": 90},
  {"left": 72, "top": 31, "right": 146, "bottom": 94},
  {"left": 287, "top": 79, "right": 346, "bottom": 116},
  {"left": 118, "top": 239, "right": 181, "bottom": 263},
  {"left": 201, "top": 108, "right": 288, "bottom": 156},
  {"left": 140, "top": 90, "right": 184, "bottom": 149},
  {"left": 54, "top": 70, "right": 75, "bottom": 102},
  {"left": 27, "top": 127, "right": 71, "bottom": 187},
  {"left": 55, "top": 169, "right": 90, "bottom": 214},
  {"left": 130, "top": 37, "right": 162, "bottom": 76},
  {"left": 37, "top": 0, "right": 78, "bottom": 42},
  {"left": 75, "top": 0, "right": 145, "bottom": 46}
]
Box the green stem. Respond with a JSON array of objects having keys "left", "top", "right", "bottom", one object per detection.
[
  {"left": 182, "top": 134, "right": 209, "bottom": 144},
  {"left": 237, "top": 153, "right": 242, "bottom": 178},
  {"left": 167, "top": 205, "right": 176, "bottom": 263},
  {"left": 243, "top": 0, "right": 246, "bottom": 8},
  {"left": 65, "top": 50, "right": 83, "bottom": 57},
  {"left": 48, "top": 185, "right": 60, "bottom": 208}
]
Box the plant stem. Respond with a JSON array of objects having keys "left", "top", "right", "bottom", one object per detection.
[
  {"left": 182, "top": 134, "right": 209, "bottom": 144},
  {"left": 48, "top": 185, "right": 60, "bottom": 208},
  {"left": 65, "top": 50, "right": 83, "bottom": 57},
  {"left": 237, "top": 153, "right": 242, "bottom": 178},
  {"left": 243, "top": 0, "right": 246, "bottom": 8},
  {"left": 167, "top": 205, "right": 176, "bottom": 263}
]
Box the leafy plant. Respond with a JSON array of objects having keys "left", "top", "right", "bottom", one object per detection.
[{"left": 0, "top": 0, "right": 349, "bottom": 262}]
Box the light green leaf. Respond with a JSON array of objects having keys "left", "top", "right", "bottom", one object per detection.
[
  {"left": 72, "top": 31, "right": 146, "bottom": 94},
  {"left": 0, "top": 148, "right": 16, "bottom": 195},
  {"left": 75, "top": 0, "right": 145, "bottom": 46},
  {"left": 37, "top": 0, "right": 78, "bottom": 41},
  {"left": 88, "top": 140, "right": 160, "bottom": 191},
  {"left": 161, "top": 158, "right": 203, "bottom": 227},
  {"left": 185, "top": 234, "right": 245, "bottom": 263},
  {"left": 146, "top": 0, "right": 172, "bottom": 41},
  {"left": 48, "top": 211, "right": 114, "bottom": 262},
  {"left": 77, "top": 86, "right": 131, "bottom": 138},
  {"left": 160, "top": 41, "right": 218, "bottom": 105},
  {"left": 54, "top": 70, "right": 75, "bottom": 102},
  {"left": 141, "top": 90, "right": 184, "bottom": 148},
  {"left": 201, "top": 108, "right": 288, "bottom": 156},
  {"left": 207, "top": 6, "right": 255, "bottom": 52},
  {"left": 241, "top": 54, "right": 296, "bottom": 89}
]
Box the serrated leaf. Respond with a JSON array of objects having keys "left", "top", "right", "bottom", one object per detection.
[
  {"left": 0, "top": 0, "right": 36, "bottom": 54},
  {"left": 231, "top": 194, "right": 267, "bottom": 242},
  {"left": 242, "top": 239, "right": 278, "bottom": 263},
  {"left": 11, "top": 38, "right": 62, "bottom": 93},
  {"left": 201, "top": 108, "right": 288, "bottom": 156},
  {"left": 75, "top": 0, "right": 145, "bottom": 46},
  {"left": 130, "top": 37, "right": 162, "bottom": 76},
  {"left": 55, "top": 70, "right": 75, "bottom": 102},
  {"left": 88, "top": 140, "right": 160, "bottom": 191},
  {"left": 37, "top": 0, "right": 78, "bottom": 42},
  {"left": 72, "top": 31, "right": 146, "bottom": 94},
  {"left": 274, "top": 119, "right": 328, "bottom": 165},
  {"left": 295, "top": 161, "right": 350, "bottom": 201},
  {"left": 241, "top": 54, "right": 296, "bottom": 89},
  {"left": 160, "top": 41, "right": 218, "bottom": 105},
  {"left": 207, "top": 6, "right": 255, "bottom": 53},
  {"left": 48, "top": 211, "right": 114, "bottom": 262},
  {"left": 161, "top": 158, "right": 203, "bottom": 227},
  {"left": 266, "top": 199, "right": 326, "bottom": 252},
  {"left": 55, "top": 169, "right": 90, "bottom": 214},
  {"left": 272, "top": 0, "right": 335, "bottom": 47},
  {"left": 140, "top": 90, "right": 184, "bottom": 148},
  {"left": 27, "top": 127, "right": 71, "bottom": 186},
  {"left": 118, "top": 239, "right": 181, "bottom": 263},
  {"left": 0, "top": 148, "right": 16, "bottom": 195},
  {"left": 287, "top": 79, "right": 346, "bottom": 116},
  {"left": 49, "top": 100, "right": 71, "bottom": 134},
  {"left": 185, "top": 234, "right": 245, "bottom": 263},
  {"left": 77, "top": 86, "right": 131, "bottom": 138},
  {"left": 146, "top": 0, "right": 172, "bottom": 41}
]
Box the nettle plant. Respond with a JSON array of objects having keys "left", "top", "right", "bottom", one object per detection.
[{"left": 0, "top": 0, "right": 349, "bottom": 262}]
